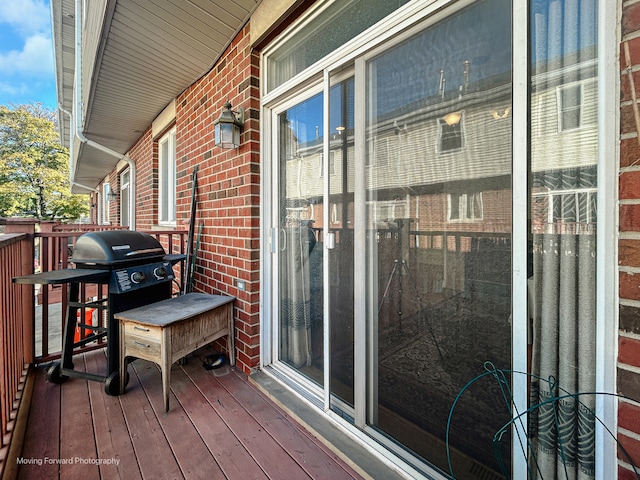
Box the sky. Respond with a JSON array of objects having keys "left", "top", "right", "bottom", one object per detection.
[{"left": 0, "top": 0, "right": 57, "bottom": 110}]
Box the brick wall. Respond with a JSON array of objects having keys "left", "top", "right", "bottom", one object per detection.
[
  {"left": 620, "top": 1, "right": 640, "bottom": 476},
  {"left": 129, "top": 128, "right": 156, "bottom": 230},
  {"left": 105, "top": 25, "right": 260, "bottom": 375},
  {"left": 175, "top": 25, "right": 260, "bottom": 374}
]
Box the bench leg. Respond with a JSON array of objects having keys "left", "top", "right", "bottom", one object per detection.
[{"left": 162, "top": 330, "right": 171, "bottom": 412}]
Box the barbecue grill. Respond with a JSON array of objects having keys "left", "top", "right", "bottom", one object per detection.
[{"left": 14, "top": 230, "right": 184, "bottom": 395}]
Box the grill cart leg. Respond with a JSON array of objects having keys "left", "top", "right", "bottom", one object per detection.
[{"left": 46, "top": 362, "right": 67, "bottom": 384}]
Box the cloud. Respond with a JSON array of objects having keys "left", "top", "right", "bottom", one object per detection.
[
  {"left": 0, "top": 0, "right": 50, "bottom": 37},
  {"left": 0, "top": 81, "right": 29, "bottom": 96},
  {"left": 0, "top": 34, "right": 54, "bottom": 78}
]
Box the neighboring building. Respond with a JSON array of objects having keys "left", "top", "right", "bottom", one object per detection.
[{"left": 51, "top": 0, "right": 638, "bottom": 478}]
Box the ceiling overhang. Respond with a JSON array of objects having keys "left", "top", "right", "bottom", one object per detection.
[{"left": 52, "top": 0, "right": 259, "bottom": 193}]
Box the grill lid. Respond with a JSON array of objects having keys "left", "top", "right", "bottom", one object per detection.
[{"left": 71, "top": 230, "right": 166, "bottom": 266}]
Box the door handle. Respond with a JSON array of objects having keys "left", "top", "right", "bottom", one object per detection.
[{"left": 326, "top": 232, "right": 335, "bottom": 250}]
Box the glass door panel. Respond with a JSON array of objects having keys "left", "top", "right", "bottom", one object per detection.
[
  {"left": 277, "top": 92, "right": 325, "bottom": 385},
  {"left": 528, "top": 0, "right": 598, "bottom": 477},
  {"left": 328, "top": 75, "right": 355, "bottom": 409},
  {"left": 365, "top": 0, "right": 513, "bottom": 476}
]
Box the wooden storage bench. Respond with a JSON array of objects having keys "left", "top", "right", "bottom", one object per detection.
[{"left": 115, "top": 292, "right": 235, "bottom": 411}]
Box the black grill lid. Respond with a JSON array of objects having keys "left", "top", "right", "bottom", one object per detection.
[{"left": 71, "top": 230, "right": 166, "bottom": 266}]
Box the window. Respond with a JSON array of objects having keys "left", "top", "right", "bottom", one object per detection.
[
  {"left": 438, "top": 114, "right": 464, "bottom": 152},
  {"left": 319, "top": 151, "right": 336, "bottom": 177},
  {"left": 120, "top": 169, "right": 130, "bottom": 228},
  {"left": 557, "top": 83, "right": 582, "bottom": 131},
  {"left": 101, "top": 183, "right": 110, "bottom": 224},
  {"left": 448, "top": 192, "right": 483, "bottom": 222},
  {"left": 158, "top": 128, "right": 177, "bottom": 225}
]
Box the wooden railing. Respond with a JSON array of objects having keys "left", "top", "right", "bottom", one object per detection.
[{"left": 0, "top": 233, "right": 33, "bottom": 477}]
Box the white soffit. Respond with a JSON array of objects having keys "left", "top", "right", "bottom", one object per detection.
[{"left": 53, "top": 0, "right": 259, "bottom": 190}]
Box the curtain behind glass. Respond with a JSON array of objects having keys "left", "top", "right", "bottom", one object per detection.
[{"left": 530, "top": 1, "right": 597, "bottom": 478}]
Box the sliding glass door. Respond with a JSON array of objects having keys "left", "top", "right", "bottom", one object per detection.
[
  {"left": 267, "top": 0, "right": 600, "bottom": 477},
  {"left": 364, "top": 0, "right": 513, "bottom": 475}
]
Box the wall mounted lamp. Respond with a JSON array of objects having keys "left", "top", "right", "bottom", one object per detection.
[
  {"left": 214, "top": 101, "right": 245, "bottom": 149},
  {"left": 106, "top": 190, "right": 117, "bottom": 202},
  {"left": 442, "top": 111, "right": 462, "bottom": 126}
]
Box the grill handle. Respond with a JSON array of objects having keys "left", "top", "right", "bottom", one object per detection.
[{"left": 125, "top": 248, "right": 165, "bottom": 257}]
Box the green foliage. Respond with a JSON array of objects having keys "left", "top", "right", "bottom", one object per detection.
[{"left": 0, "top": 103, "right": 89, "bottom": 221}]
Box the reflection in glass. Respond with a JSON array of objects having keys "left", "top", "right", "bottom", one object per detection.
[
  {"left": 365, "top": 0, "right": 512, "bottom": 475},
  {"left": 529, "top": 0, "right": 598, "bottom": 478},
  {"left": 329, "top": 77, "right": 355, "bottom": 408},
  {"left": 278, "top": 93, "right": 324, "bottom": 384}
]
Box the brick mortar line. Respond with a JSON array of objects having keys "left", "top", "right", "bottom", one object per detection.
[
  {"left": 620, "top": 232, "right": 640, "bottom": 239},
  {"left": 618, "top": 362, "right": 640, "bottom": 375},
  {"left": 620, "top": 330, "right": 640, "bottom": 341},
  {"left": 620, "top": 298, "right": 640, "bottom": 308},
  {"left": 620, "top": 266, "right": 640, "bottom": 273},
  {"left": 619, "top": 427, "right": 640, "bottom": 443},
  {"left": 619, "top": 395, "right": 640, "bottom": 409}
]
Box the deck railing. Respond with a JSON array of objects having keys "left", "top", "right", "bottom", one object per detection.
[
  {"left": 0, "top": 220, "right": 188, "bottom": 478},
  {"left": 0, "top": 233, "right": 33, "bottom": 477}
]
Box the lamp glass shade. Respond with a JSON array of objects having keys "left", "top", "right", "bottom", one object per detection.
[{"left": 215, "top": 122, "right": 240, "bottom": 149}]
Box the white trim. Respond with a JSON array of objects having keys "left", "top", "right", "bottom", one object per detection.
[
  {"left": 511, "top": 1, "right": 529, "bottom": 477},
  {"left": 595, "top": 0, "right": 620, "bottom": 478},
  {"left": 158, "top": 127, "right": 177, "bottom": 226},
  {"left": 263, "top": 0, "right": 456, "bottom": 105}
]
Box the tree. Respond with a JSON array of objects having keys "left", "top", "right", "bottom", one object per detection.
[{"left": 0, "top": 103, "right": 89, "bottom": 221}]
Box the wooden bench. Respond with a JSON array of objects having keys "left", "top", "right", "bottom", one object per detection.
[{"left": 115, "top": 292, "right": 235, "bottom": 411}]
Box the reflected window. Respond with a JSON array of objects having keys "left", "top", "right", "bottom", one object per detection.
[
  {"left": 448, "top": 192, "right": 483, "bottom": 222},
  {"left": 438, "top": 114, "right": 464, "bottom": 152},
  {"left": 557, "top": 83, "right": 582, "bottom": 131}
]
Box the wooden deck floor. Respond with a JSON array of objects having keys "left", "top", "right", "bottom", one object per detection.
[{"left": 16, "top": 346, "right": 365, "bottom": 480}]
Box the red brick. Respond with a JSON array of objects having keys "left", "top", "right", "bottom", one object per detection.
[
  {"left": 619, "top": 402, "right": 640, "bottom": 435},
  {"left": 620, "top": 465, "right": 640, "bottom": 480},
  {"left": 621, "top": 104, "right": 638, "bottom": 136},
  {"left": 618, "top": 432, "right": 640, "bottom": 469},
  {"left": 621, "top": 137, "right": 640, "bottom": 169},
  {"left": 621, "top": 171, "right": 640, "bottom": 199},
  {"left": 623, "top": 37, "right": 640, "bottom": 68},
  {"left": 620, "top": 271, "right": 640, "bottom": 301},
  {"left": 623, "top": 3, "right": 640, "bottom": 37},
  {"left": 620, "top": 204, "right": 640, "bottom": 231},
  {"left": 619, "top": 336, "right": 640, "bottom": 368},
  {"left": 619, "top": 239, "right": 640, "bottom": 267}
]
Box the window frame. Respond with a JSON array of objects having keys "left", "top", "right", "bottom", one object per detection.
[
  {"left": 101, "top": 182, "right": 110, "bottom": 224},
  {"left": 557, "top": 81, "right": 584, "bottom": 132},
  {"left": 120, "top": 169, "right": 130, "bottom": 228},
  {"left": 158, "top": 127, "right": 177, "bottom": 226}
]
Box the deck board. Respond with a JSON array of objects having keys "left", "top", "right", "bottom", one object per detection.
[
  {"left": 165, "top": 361, "right": 269, "bottom": 479},
  {"left": 131, "top": 359, "right": 225, "bottom": 480},
  {"left": 118, "top": 361, "right": 184, "bottom": 479},
  {"left": 85, "top": 350, "right": 141, "bottom": 480},
  {"left": 18, "top": 368, "right": 60, "bottom": 480},
  {"left": 15, "top": 347, "right": 364, "bottom": 480},
  {"left": 214, "top": 365, "right": 359, "bottom": 479},
  {"left": 59, "top": 354, "right": 100, "bottom": 480},
  {"left": 181, "top": 358, "right": 312, "bottom": 479}
]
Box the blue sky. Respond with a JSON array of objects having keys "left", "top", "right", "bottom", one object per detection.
[{"left": 0, "top": 0, "right": 57, "bottom": 110}]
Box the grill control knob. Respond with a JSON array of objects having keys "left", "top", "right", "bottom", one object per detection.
[
  {"left": 130, "top": 271, "right": 145, "bottom": 283},
  {"left": 154, "top": 267, "right": 167, "bottom": 279}
]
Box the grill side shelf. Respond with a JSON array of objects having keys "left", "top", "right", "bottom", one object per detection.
[{"left": 13, "top": 269, "right": 111, "bottom": 285}]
